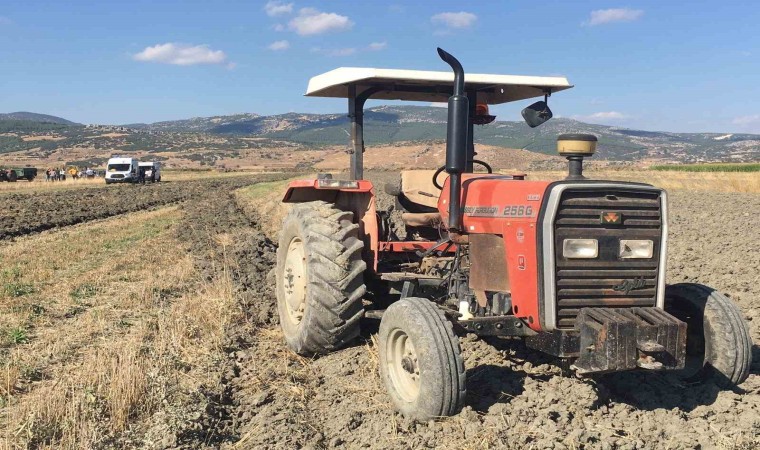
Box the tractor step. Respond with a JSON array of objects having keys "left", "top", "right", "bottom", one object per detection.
[{"left": 572, "top": 307, "right": 687, "bottom": 375}]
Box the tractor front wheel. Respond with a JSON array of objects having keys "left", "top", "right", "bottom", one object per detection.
[
  {"left": 275, "top": 201, "right": 366, "bottom": 355},
  {"left": 378, "top": 298, "right": 466, "bottom": 420},
  {"left": 665, "top": 283, "right": 752, "bottom": 387}
]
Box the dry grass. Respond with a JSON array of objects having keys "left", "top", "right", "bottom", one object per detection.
[
  {"left": 233, "top": 175, "right": 309, "bottom": 238},
  {"left": 0, "top": 177, "right": 105, "bottom": 193},
  {"left": 0, "top": 205, "right": 241, "bottom": 448},
  {"left": 163, "top": 169, "right": 282, "bottom": 182},
  {"left": 519, "top": 170, "right": 760, "bottom": 193}
]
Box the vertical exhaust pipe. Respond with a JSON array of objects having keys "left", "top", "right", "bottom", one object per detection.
[{"left": 437, "top": 47, "right": 468, "bottom": 231}]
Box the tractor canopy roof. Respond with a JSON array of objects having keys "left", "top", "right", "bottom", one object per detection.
[{"left": 306, "top": 67, "right": 572, "bottom": 104}]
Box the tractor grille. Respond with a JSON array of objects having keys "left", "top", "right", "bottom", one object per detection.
[{"left": 553, "top": 189, "right": 662, "bottom": 329}]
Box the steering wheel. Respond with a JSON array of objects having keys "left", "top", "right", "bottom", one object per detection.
[{"left": 432, "top": 160, "right": 493, "bottom": 190}]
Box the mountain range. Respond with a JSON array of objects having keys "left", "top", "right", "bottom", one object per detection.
[
  {"left": 1, "top": 106, "right": 758, "bottom": 163},
  {"left": 0, "top": 112, "right": 79, "bottom": 125}
]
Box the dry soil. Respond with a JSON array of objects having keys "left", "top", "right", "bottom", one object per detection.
[{"left": 175, "top": 171, "right": 759, "bottom": 450}]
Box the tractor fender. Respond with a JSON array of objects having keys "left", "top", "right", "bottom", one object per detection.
[
  {"left": 282, "top": 179, "right": 379, "bottom": 272},
  {"left": 282, "top": 178, "right": 374, "bottom": 202}
]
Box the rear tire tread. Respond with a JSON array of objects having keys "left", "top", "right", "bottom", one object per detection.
[{"left": 276, "top": 201, "right": 366, "bottom": 355}]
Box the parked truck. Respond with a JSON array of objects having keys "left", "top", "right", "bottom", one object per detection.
[
  {"left": 105, "top": 157, "right": 139, "bottom": 184},
  {"left": 0, "top": 167, "right": 37, "bottom": 182},
  {"left": 138, "top": 161, "right": 161, "bottom": 183}
]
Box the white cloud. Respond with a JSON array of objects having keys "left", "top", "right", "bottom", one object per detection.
[
  {"left": 573, "top": 111, "right": 629, "bottom": 122},
  {"left": 584, "top": 8, "right": 644, "bottom": 26},
  {"left": 273, "top": 23, "right": 286, "bottom": 31},
  {"left": 133, "top": 43, "right": 229, "bottom": 66},
  {"left": 289, "top": 8, "right": 353, "bottom": 36},
  {"left": 431, "top": 12, "right": 477, "bottom": 29},
  {"left": 312, "top": 47, "right": 356, "bottom": 57},
  {"left": 329, "top": 48, "right": 356, "bottom": 56},
  {"left": 429, "top": 102, "right": 448, "bottom": 108},
  {"left": 264, "top": 1, "right": 293, "bottom": 17},
  {"left": 732, "top": 115, "right": 760, "bottom": 126},
  {"left": 312, "top": 42, "right": 386, "bottom": 56},
  {"left": 732, "top": 115, "right": 760, "bottom": 132},
  {"left": 268, "top": 40, "right": 290, "bottom": 51}
]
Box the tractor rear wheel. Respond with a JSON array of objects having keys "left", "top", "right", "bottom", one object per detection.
[
  {"left": 275, "top": 201, "right": 366, "bottom": 355},
  {"left": 665, "top": 283, "right": 752, "bottom": 387},
  {"left": 8, "top": 171, "right": 17, "bottom": 182},
  {"left": 378, "top": 297, "right": 466, "bottom": 420}
]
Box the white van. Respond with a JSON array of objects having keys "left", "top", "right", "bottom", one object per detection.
[
  {"left": 138, "top": 161, "right": 161, "bottom": 183},
  {"left": 105, "top": 157, "right": 139, "bottom": 184}
]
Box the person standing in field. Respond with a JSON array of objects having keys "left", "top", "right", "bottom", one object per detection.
[{"left": 60, "top": 168, "right": 66, "bottom": 181}]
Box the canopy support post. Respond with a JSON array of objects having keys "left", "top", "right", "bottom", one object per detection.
[
  {"left": 466, "top": 90, "right": 476, "bottom": 173},
  {"left": 348, "top": 84, "right": 364, "bottom": 180}
]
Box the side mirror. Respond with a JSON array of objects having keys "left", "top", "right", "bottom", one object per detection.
[{"left": 521, "top": 101, "right": 553, "bottom": 128}]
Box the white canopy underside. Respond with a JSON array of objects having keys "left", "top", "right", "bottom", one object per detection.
[{"left": 306, "top": 67, "right": 572, "bottom": 104}]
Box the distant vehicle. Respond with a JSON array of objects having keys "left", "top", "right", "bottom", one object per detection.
[
  {"left": 105, "top": 157, "right": 139, "bottom": 184},
  {"left": 0, "top": 167, "right": 37, "bottom": 182},
  {"left": 138, "top": 161, "right": 162, "bottom": 183}
]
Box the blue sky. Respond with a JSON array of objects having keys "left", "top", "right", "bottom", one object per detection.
[{"left": 1, "top": 1, "right": 759, "bottom": 133}]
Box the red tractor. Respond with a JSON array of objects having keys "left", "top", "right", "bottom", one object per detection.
[{"left": 275, "top": 49, "right": 752, "bottom": 420}]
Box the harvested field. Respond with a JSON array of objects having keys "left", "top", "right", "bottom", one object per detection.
[
  {"left": 0, "top": 174, "right": 286, "bottom": 448},
  {"left": 1, "top": 170, "right": 758, "bottom": 449},
  {"left": 0, "top": 175, "right": 284, "bottom": 240}
]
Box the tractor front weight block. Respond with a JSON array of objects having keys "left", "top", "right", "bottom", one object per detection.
[{"left": 572, "top": 307, "right": 687, "bottom": 375}]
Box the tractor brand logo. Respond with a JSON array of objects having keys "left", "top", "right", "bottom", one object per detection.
[
  {"left": 516, "top": 228, "right": 525, "bottom": 243},
  {"left": 601, "top": 211, "right": 623, "bottom": 224},
  {"left": 612, "top": 278, "right": 647, "bottom": 295},
  {"left": 463, "top": 206, "right": 498, "bottom": 217}
]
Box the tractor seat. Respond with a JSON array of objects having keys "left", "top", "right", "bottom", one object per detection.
[{"left": 384, "top": 170, "right": 443, "bottom": 227}]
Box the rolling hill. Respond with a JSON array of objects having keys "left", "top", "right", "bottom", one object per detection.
[
  {"left": 1, "top": 107, "right": 758, "bottom": 165},
  {"left": 0, "top": 112, "right": 79, "bottom": 125},
  {"left": 130, "top": 106, "right": 760, "bottom": 163}
]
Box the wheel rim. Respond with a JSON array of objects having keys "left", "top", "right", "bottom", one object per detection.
[
  {"left": 283, "top": 237, "right": 307, "bottom": 325},
  {"left": 386, "top": 328, "right": 420, "bottom": 403}
]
